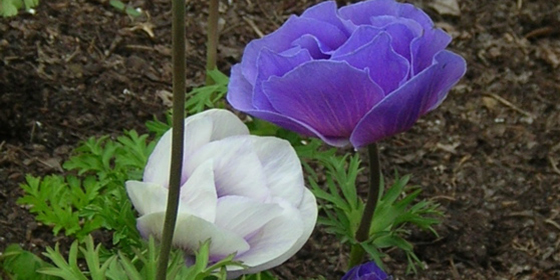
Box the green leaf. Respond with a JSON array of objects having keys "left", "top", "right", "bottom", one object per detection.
[{"left": 1, "top": 244, "right": 55, "bottom": 280}]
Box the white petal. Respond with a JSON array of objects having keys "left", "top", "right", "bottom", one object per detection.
[
  {"left": 125, "top": 181, "right": 168, "bottom": 216},
  {"left": 248, "top": 136, "right": 305, "bottom": 206},
  {"left": 229, "top": 188, "right": 318, "bottom": 277},
  {"left": 137, "top": 212, "right": 250, "bottom": 258},
  {"left": 183, "top": 109, "right": 250, "bottom": 157},
  {"left": 185, "top": 136, "right": 270, "bottom": 201},
  {"left": 143, "top": 109, "right": 249, "bottom": 187},
  {"left": 178, "top": 159, "right": 218, "bottom": 223},
  {"left": 142, "top": 129, "right": 173, "bottom": 187},
  {"left": 214, "top": 196, "right": 283, "bottom": 238}
]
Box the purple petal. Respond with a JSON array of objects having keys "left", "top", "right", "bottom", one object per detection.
[
  {"left": 244, "top": 110, "right": 351, "bottom": 147},
  {"left": 263, "top": 60, "right": 385, "bottom": 138},
  {"left": 350, "top": 50, "right": 467, "bottom": 148},
  {"left": 241, "top": 16, "right": 347, "bottom": 84},
  {"left": 331, "top": 25, "right": 383, "bottom": 57},
  {"left": 332, "top": 32, "right": 409, "bottom": 94},
  {"left": 228, "top": 64, "right": 257, "bottom": 111},
  {"left": 291, "top": 35, "right": 332, "bottom": 58},
  {"left": 253, "top": 48, "right": 313, "bottom": 110},
  {"left": 379, "top": 22, "right": 418, "bottom": 62},
  {"left": 228, "top": 61, "right": 351, "bottom": 147},
  {"left": 339, "top": 0, "right": 401, "bottom": 25},
  {"left": 339, "top": 0, "right": 434, "bottom": 29},
  {"left": 410, "top": 28, "right": 452, "bottom": 75},
  {"left": 300, "top": 1, "right": 354, "bottom": 35}
]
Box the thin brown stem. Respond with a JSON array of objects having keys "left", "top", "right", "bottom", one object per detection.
[
  {"left": 155, "top": 0, "right": 186, "bottom": 277},
  {"left": 205, "top": 0, "right": 219, "bottom": 85}
]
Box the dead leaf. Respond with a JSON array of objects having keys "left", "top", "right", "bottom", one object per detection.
[{"left": 430, "top": 0, "right": 461, "bottom": 16}]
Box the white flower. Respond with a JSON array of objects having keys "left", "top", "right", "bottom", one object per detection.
[{"left": 126, "top": 109, "right": 317, "bottom": 277}]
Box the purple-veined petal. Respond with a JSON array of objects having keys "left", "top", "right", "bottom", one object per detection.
[
  {"left": 125, "top": 181, "right": 168, "bottom": 216},
  {"left": 177, "top": 159, "right": 218, "bottom": 223},
  {"left": 229, "top": 188, "right": 317, "bottom": 276},
  {"left": 143, "top": 109, "right": 248, "bottom": 187},
  {"left": 229, "top": 200, "right": 302, "bottom": 272},
  {"left": 263, "top": 60, "right": 385, "bottom": 138},
  {"left": 350, "top": 50, "right": 467, "bottom": 148},
  {"left": 253, "top": 48, "right": 313, "bottom": 110},
  {"left": 332, "top": 32, "right": 409, "bottom": 94},
  {"left": 228, "top": 56, "right": 351, "bottom": 147},
  {"left": 214, "top": 195, "right": 282, "bottom": 238},
  {"left": 410, "top": 28, "right": 452, "bottom": 75},
  {"left": 241, "top": 16, "right": 347, "bottom": 84},
  {"left": 137, "top": 212, "right": 250, "bottom": 258},
  {"left": 184, "top": 135, "right": 270, "bottom": 201},
  {"left": 248, "top": 135, "right": 304, "bottom": 205}
]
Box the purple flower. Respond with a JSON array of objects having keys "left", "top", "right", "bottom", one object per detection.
[
  {"left": 125, "top": 109, "right": 317, "bottom": 277},
  {"left": 228, "top": 0, "right": 466, "bottom": 148},
  {"left": 342, "top": 262, "right": 392, "bottom": 280}
]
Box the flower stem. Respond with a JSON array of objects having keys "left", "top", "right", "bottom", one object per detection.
[
  {"left": 205, "top": 0, "right": 219, "bottom": 85},
  {"left": 156, "top": 0, "right": 186, "bottom": 277},
  {"left": 348, "top": 143, "right": 381, "bottom": 269}
]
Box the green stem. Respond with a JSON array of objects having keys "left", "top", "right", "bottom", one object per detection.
[
  {"left": 348, "top": 143, "right": 381, "bottom": 269},
  {"left": 205, "top": 0, "right": 219, "bottom": 85},
  {"left": 155, "top": 0, "right": 186, "bottom": 277}
]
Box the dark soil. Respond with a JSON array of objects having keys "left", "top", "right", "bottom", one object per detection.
[{"left": 1, "top": 0, "right": 560, "bottom": 279}]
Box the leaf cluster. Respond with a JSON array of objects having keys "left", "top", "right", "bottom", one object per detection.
[
  {"left": 16, "top": 130, "right": 155, "bottom": 249},
  {"left": 304, "top": 153, "right": 442, "bottom": 273},
  {"left": 1, "top": 0, "right": 38, "bottom": 17}
]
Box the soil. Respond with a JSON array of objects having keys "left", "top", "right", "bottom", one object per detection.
[{"left": 1, "top": 0, "right": 560, "bottom": 279}]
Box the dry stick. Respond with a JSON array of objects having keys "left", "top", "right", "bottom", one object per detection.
[
  {"left": 205, "top": 0, "right": 219, "bottom": 86},
  {"left": 155, "top": 0, "right": 186, "bottom": 277},
  {"left": 348, "top": 143, "right": 382, "bottom": 268}
]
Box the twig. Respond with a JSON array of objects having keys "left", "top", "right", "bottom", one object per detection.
[
  {"left": 548, "top": 156, "right": 560, "bottom": 175},
  {"left": 483, "top": 93, "right": 536, "bottom": 119},
  {"left": 243, "top": 16, "right": 265, "bottom": 38}
]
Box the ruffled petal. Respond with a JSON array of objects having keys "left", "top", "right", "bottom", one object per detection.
[
  {"left": 410, "top": 28, "right": 452, "bottom": 75},
  {"left": 263, "top": 60, "right": 385, "bottom": 138},
  {"left": 332, "top": 32, "right": 409, "bottom": 94},
  {"left": 339, "top": 0, "right": 401, "bottom": 25},
  {"left": 300, "top": 1, "right": 354, "bottom": 36},
  {"left": 253, "top": 48, "right": 313, "bottom": 110},
  {"left": 247, "top": 135, "right": 304, "bottom": 205},
  {"left": 228, "top": 67, "right": 350, "bottom": 147},
  {"left": 241, "top": 16, "right": 347, "bottom": 84},
  {"left": 125, "top": 181, "right": 168, "bottom": 216},
  {"left": 350, "top": 50, "right": 467, "bottom": 148},
  {"left": 177, "top": 159, "right": 218, "bottom": 223},
  {"left": 184, "top": 136, "right": 270, "bottom": 201},
  {"left": 214, "top": 195, "right": 282, "bottom": 238},
  {"left": 137, "top": 212, "right": 250, "bottom": 259},
  {"left": 227, "top": 64, "right": 256, "bottom": 111},
  {"left": 339, "top": 0, "right": 433, "bottom": 29}
]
